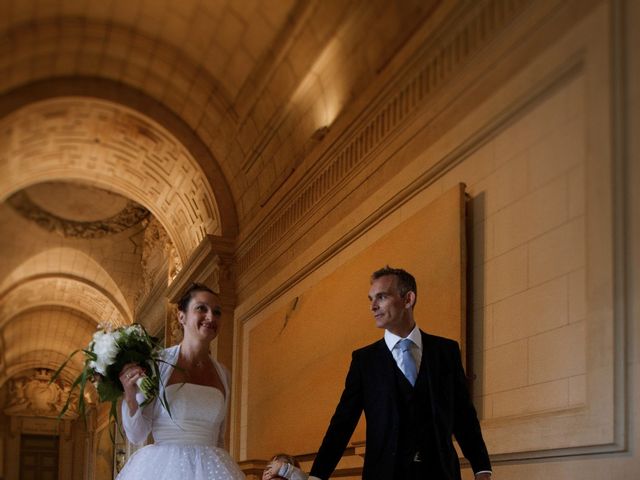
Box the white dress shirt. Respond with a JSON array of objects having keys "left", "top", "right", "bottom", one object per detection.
[{"left": 384, "top": 325, "right": 423, "bottom": 376}]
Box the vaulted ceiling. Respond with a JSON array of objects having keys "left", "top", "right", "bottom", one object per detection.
[{"left": 0, "top": 0, "right": 441, "bottom": 390}]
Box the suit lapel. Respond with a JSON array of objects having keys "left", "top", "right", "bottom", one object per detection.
[
  {"left": 418, "top": 331, "right": 439, "bottom": 419},
  {"left": 372, "top": 339, "right": 403, "bottom": 405},
  {"left": 413, "top": 330, "right": 429, "bottom": 385},
  {"left": 375, "top": 339, "right": 397, "bottom": 376}
]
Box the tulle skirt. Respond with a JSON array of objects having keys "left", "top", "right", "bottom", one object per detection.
[{"left": 116, "top": 444, "right": 245, "bottom": 480}]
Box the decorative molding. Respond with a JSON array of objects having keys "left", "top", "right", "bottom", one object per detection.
[
  {"left": 235, "top": 1, "right": 611, "bottom": 331},
  {"left": 7, "top": 190, "right": 149, "bottom": 239},
  {"left": 608, "top": 0, "right": 628, "bottom": 457},
  {"left": 0, "top": 97, "right": 221, "bottom": 261},
  {"left": 134, "top": 270, "right": 170, "bottom": 337},
  {"left": 166, "top": 235, "right": 236, "bottom": 303},
  {"left": 235, "top": 51, "right": 583, "bottom": 326},
  {"left": 135, "top": 216, "right": 181, "bottom": 307},
  {"left": 0, "top": 76, "right": 239, "bottom": 237},
  {"left": 3, "top": 369, "right": 91, "bottom": 419},
  {"left": 166, "top": 303, "right": 182, "bottom": 347},
  {"left": 237, "top": 0, "right": 533, "bottom": 276}
]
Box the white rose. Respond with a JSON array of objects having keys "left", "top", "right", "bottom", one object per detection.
[{"left": 91, "top": 330, "right": 120, "bottom": 374}]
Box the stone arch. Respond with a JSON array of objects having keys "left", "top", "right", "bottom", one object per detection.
[
  {"left": 0, "top": 308, "right": 97, "bottom": 388},
  {"left": 0, "top": 77, "right": 238, "bottom": 238},
  {"left": 0, "top": 247, "right": 132, "bottom": 321},
  {"left": 0, "top": 97, "right": 222, "bottom": 262},
  {"left": 0, "top": 277, "right": 128, "bottom": 329}
]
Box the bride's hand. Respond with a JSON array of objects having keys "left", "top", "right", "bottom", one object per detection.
[{"left": 119, "top": 363, "right": 145, "bottom": 413}]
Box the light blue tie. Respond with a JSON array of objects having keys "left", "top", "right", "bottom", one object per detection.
[{"left": 398, "top": 338, "right": 417, "bottom": 386}]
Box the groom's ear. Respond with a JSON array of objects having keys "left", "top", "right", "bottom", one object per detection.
[
  {"left": 178, "top": 311, "right": 185, "bottom": 324},
  {"left": 405, "top": 291, "right": 416, "bottom": 309}
]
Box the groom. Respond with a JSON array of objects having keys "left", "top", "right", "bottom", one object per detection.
[{"left": 309, "top": 266, "right": 492, "bottom": 480}]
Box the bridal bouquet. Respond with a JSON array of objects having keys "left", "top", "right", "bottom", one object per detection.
[{"left": 52, "top": 323, "right": 168, "bottom": 425}]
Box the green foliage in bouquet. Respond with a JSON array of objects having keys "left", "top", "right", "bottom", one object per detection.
[{"left": 51, "top": 323, "right": 170, "bottom": 437}]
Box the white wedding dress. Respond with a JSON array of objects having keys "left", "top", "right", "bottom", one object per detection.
[{"left": 117, "top": 346, "right": 245, "bottom": 480}]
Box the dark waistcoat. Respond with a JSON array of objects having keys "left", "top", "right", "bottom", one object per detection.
[{"left": 393, "top": 365, "right": 446, "bottom": 479}]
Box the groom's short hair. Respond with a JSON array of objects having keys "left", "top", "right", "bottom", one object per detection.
[{"left": 371, "top": 266, "right": 417, "bottom": 306}]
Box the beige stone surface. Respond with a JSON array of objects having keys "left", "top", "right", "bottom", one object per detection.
[
  {"left": 528, "top": 217, "right": 586, "bottom": 287},
  {"left": 241, "top": 185, "right": 466, "bottom": 459},
  {"left": 491, "top": 378, "right": 570, "bottom": 418},
  {"left": 484, "top": 339, "right": 529, "bottom": 395},
  {"left": 0, "top": 0, "right": 638, "bottom": 478},
  {"left": 491, "top": 276, "right": 569, "bottom": 347},
  {"left": 528, "top": 321, "right": 586, "bottom": 384}
]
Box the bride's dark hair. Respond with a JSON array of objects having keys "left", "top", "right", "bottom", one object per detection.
[{"left": 177, "top": 283, "right": 216, "bottom": 312}]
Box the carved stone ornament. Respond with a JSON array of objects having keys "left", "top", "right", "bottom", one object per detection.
[
  {"left": 210, "top": 260, "right": 221, "bottom": 295},
  {"left": 168, "top": 303, "right": 183, "bottom": 346},
  {"left": 137, "top": 216, "right": 182, "bottom": 305},
  {"left": 167, "top": 242, "right": 183, "bottom": 282},
  {"left": 7, "top": 189, "right": 149, "bottom": 239},
  {"left": 3, "top": 369, "right": 90, "bottom": 419}
]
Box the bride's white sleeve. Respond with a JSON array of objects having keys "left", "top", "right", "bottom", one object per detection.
[
  {"left": 217, "top": 363, "right": 232, "bottom": 449},
  {"left": 121, "top": 400, "right": 154, "bottom": 445},
  {"left": 121, "top": 346, "right": 175, "bottom": 445}
]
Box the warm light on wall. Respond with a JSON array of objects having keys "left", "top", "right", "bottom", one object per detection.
[{"left": 291, "top": 36, "right": 348, "bottom": 131}]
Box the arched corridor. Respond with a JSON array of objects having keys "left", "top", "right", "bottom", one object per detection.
[{"left": 0, "top": 1, "right": 638, "bottom": 479}]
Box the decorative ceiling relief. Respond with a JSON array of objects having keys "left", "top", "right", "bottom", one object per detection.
[
  {"left": 3, "top": 369, "right": 94, "bottom": 419},
  {"left": 0, "top": 97, "right": 222, "bottom": 261},
  {"left": 136, "top": 216, "right": 182, "bottom": 304},
  {"left": 7, "top": 184, "right": 149, "bottom": 239}
]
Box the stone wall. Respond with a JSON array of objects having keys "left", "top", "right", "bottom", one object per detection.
[{"left": 232, "top": 1, "right": 639, "bottom": 478}]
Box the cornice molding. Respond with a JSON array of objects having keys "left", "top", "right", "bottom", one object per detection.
[
  {"left": 166, "top": 235, "right": 235, "bottom": 303},
  {"left": 236, "top": 0, "right": 534, "bottom": 279},
  {"left": 234, "top": 10, "right": 587, "bottom": 324}
]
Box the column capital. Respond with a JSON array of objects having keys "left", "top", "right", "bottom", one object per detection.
[{"left": 166, "top": 235, "right": 235, "bottom": 303}]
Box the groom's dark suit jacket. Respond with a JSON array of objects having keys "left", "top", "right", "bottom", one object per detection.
[{"left": 310, "top": 330, "right": 491, "bottom": 480}]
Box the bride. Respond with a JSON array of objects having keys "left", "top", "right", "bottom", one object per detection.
[{"left": 116, "top": 283, "right": 245, "bottom": 479}]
